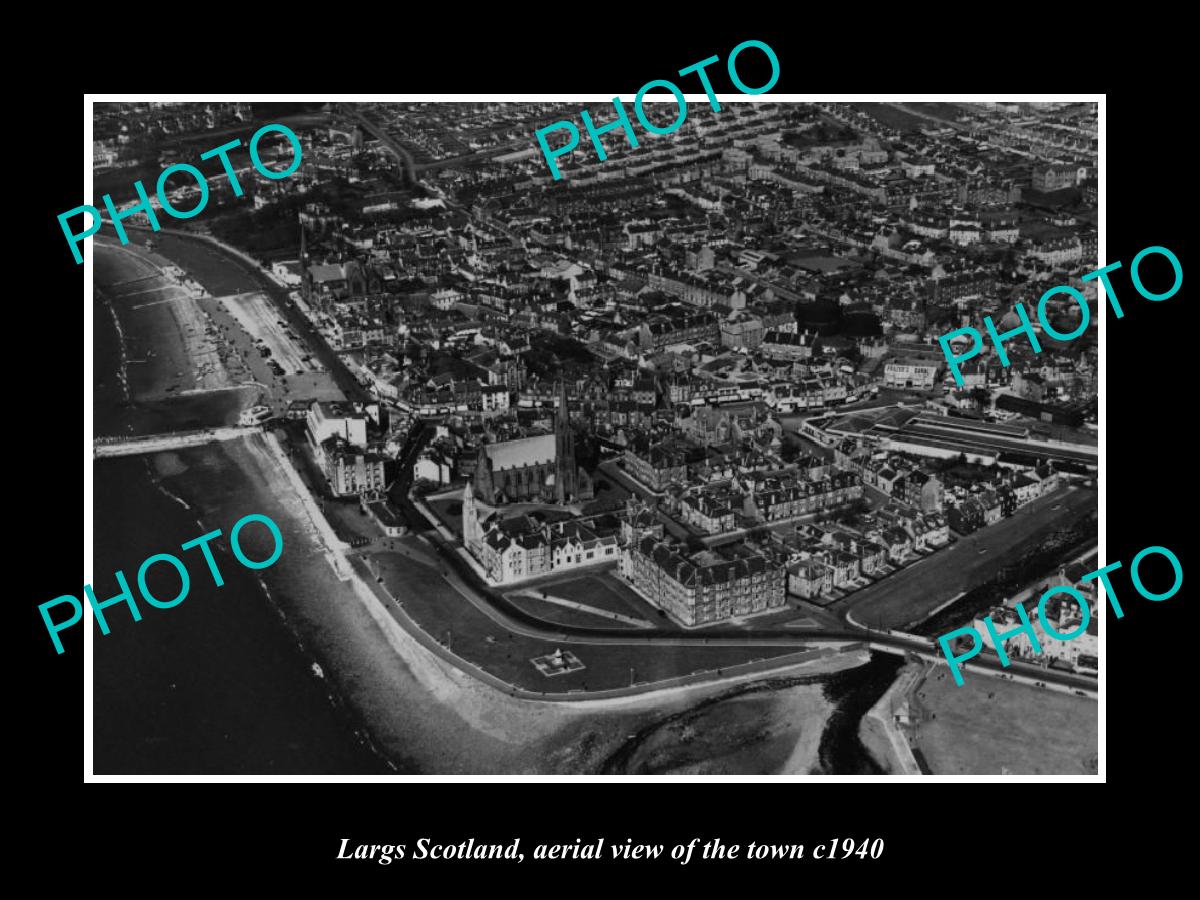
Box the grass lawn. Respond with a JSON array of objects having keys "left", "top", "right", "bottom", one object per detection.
[
  {"left": 369, "top": 549, "right": 803, "bottom": 692},
  {"left": 912, "top": 670, "right": 1097, "bottom": 775},
  {"left": 540, "top": 573, "right": 655, "bottom": 620},
  {"left": 506, "top": 594, "right": 640, "bottom": 630},
  {"left": 425, "top": 494, "right": 465, "bottom": 537}
]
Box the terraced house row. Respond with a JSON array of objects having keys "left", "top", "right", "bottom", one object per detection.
[{"left": 677, "top": 469, "right": 864, "bottom": 536}]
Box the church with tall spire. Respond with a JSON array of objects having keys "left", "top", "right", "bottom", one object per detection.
[
  {"left": 472, "top": 380, "right": 592, "bottom": 505},
  {"left": 553, "top": 379, "right": 576, "bottom": 504}
]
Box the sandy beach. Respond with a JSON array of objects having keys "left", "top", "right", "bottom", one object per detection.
[
  {"left": 98, "top": 230, "right": 878, "bottom": 774},
  {"left": 595, "top": 652, "right": 868, "bottom": 775},
  {"left": 161, "top": 435, "right": 616, "bottom": 771},
  {"left": 857, "top": 661, "right": 924, "bottom": 775},
  {"left": 96, "top": 241, "right": 236, "bottom": 400},
  {"left": 151, "top": 432, "right": 871, "bottom": 773}
]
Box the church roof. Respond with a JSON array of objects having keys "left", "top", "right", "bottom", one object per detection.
[{"left": 482, "top": 434, "right": 556, "bottom": 471}]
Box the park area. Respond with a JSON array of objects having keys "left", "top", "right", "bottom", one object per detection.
[
  {"left": 910, "top": 669, "right": 1097, "bottom": 775},
  {"left": 507, "top": 572, "right": 663, "bottom": 631},
  {"left": 367, "top": 544, "right": 811, "bottom": 694}
]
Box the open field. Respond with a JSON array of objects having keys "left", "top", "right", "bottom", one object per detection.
[
  {"left": 425, "top": 493, "right": 466, "bottom": 535},
  {"left": 911, "top": 668, "right": 1097, "bottom": 775}
]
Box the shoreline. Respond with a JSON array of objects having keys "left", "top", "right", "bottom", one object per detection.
[
  {"left": 858, "top": 662, "right": 925, "bottom": 775},
  {"left": 91, "top": 451, "right": 392, "bottom": 774},
  {"left": 94, "top": 239, "right": 257, "bottom": 434},
  {"left": 260, "top": 423, "right": 869, "bottom": 711},
  {"left": 210, "top": 432, "right": 874, "bottom": 772},
  {"left": 97, "top": 227, "right": 879, "bottom": 773}
]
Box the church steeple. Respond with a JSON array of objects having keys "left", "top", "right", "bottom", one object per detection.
[
  {"left": 554, "top": 379, "right": 576, "bottom": 504},
  {"left": 462, "top": 482, "right": 480, "bottom": 553}
]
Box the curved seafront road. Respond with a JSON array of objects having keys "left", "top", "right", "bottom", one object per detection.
[
  {"left": 362, "top": 522, "right": 1099, "bottom": 702},
  {"left": 115, "top": 221, "right": 1099, "bottom": 704}
]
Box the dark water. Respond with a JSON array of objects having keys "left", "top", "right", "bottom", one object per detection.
[
  {"left": 93, "top": 291, "right": 247, "bottom": 437},
  {"left": 93, "top": 265, "right": 390, "bottom": 774},
  {"left": 816, "top": 654, "right": 904, "bottom": 774},
  {"left": 92, "top": 244, "right": 903, "bottom": 775},
  {"left": 598, "top": 653, "right": 903, "bottom": 775}
]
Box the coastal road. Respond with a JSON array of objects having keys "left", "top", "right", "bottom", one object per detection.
[
  {"left": 377, "top": 509, "right": 1098, "bottom": 700},
  {"left": 114, "top": 215, "right": 1097, "bottom": 701}
]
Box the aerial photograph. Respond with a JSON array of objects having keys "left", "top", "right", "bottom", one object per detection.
[{"left": 88, "top": 98, "right": 1099, "bottom": 775}]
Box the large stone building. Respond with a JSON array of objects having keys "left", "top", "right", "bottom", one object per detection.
[
  {"left": 463, "top": 486, "right": 618, "bottom": 584},
  {"left": 1032, "top": 163, "right": 1078, "bottom": 193},
  {"left": 307, "top": 400, "right": 368, "bottom": 449},
  {"left": 883, "top": 357, "right": 940, "bottom": 389},
  {"left": 473, "top": 381, "right": 592, "bottom": 504},
  {"left": 318, "top": 436, "right": 387, "bottom": 497},
  {"left": 624, "top": 533, "right": 786, "bottom": 627}
]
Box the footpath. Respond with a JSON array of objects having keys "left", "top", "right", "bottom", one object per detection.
[{"left": 860, "top": 662, "right": 925, "bottom": 775}]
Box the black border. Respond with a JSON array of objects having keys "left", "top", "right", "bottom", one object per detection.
[{"left": 22, "top": 27, "right": 1190, "bottom": 888}]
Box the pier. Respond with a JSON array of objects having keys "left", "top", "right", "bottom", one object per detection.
[{"left": 93, "top": 426, "right": 257, "bottom": 458}]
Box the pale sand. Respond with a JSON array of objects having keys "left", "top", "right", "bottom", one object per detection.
[
  {"left": 857, "top": 660, "right": 924, "bottom": 775},
  {"left": 222, "top": 432, "right": 869, "bottom": 772},
  {"left": 97, "top": 241, "right": 234, "bottom": 399},
  {"left": 215, "top": 291, "right": 318, "bottom": 376},
  {"left": 168, "top": 290, "right": 234, "bottom": 395},
  {"left": 774, "top": 688, "right": 832, "bottom": 775},
  {"left": 223, "top": 434, "right": 555, "bottom": 770},
  {"left": 778, "top": 648, "right": 870, "bottom": 774}
]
